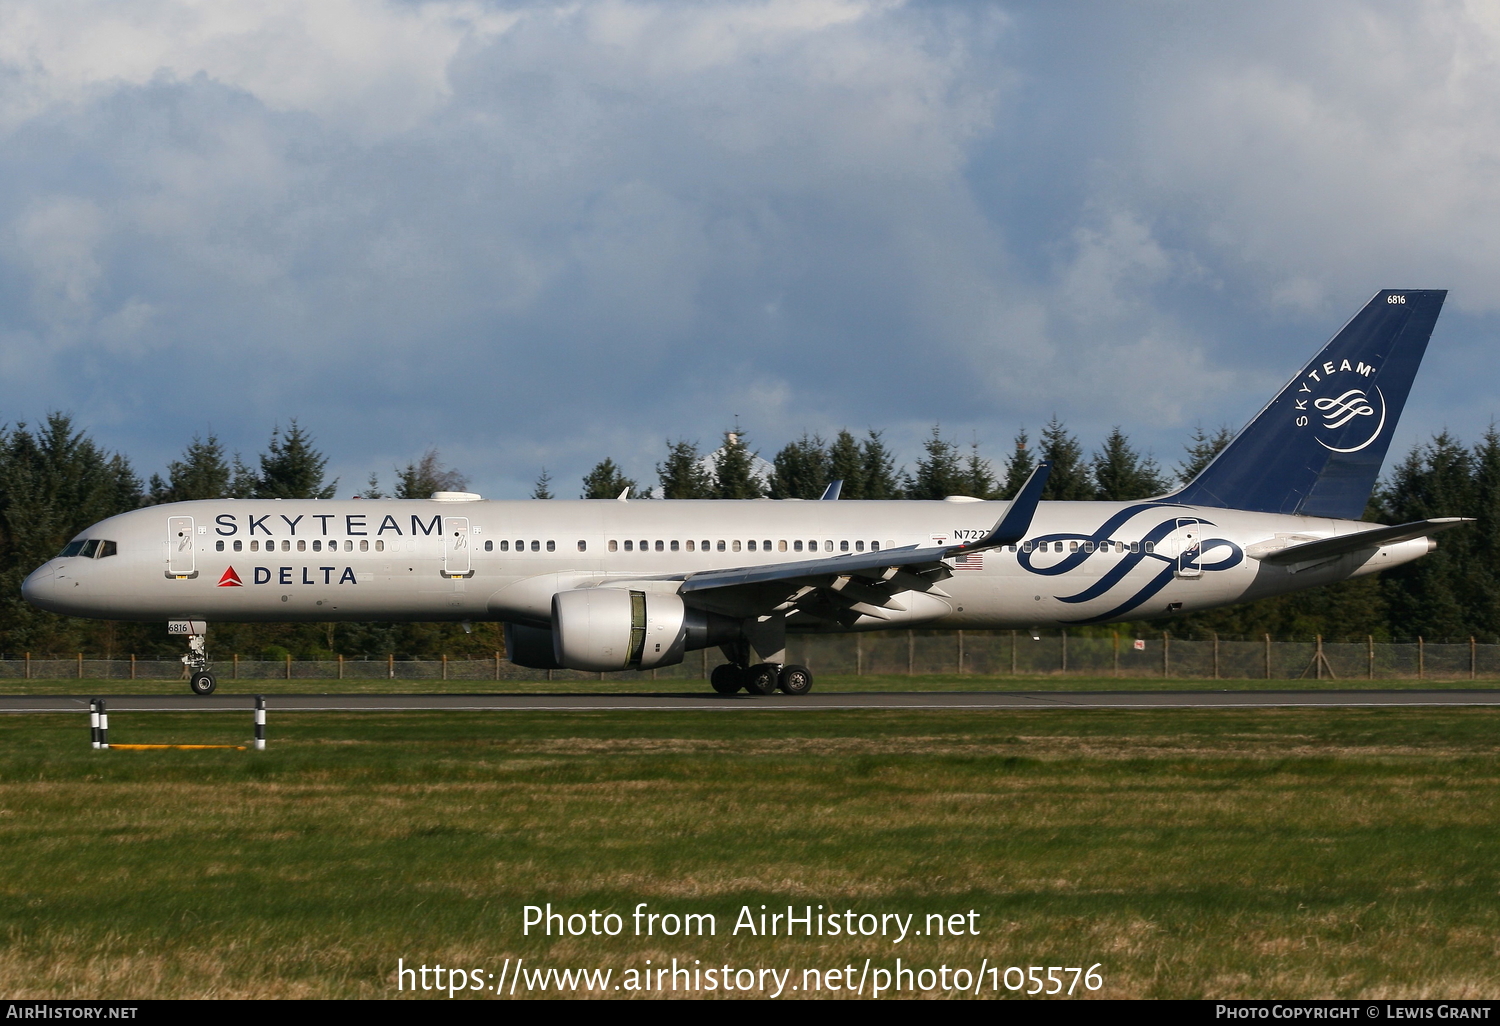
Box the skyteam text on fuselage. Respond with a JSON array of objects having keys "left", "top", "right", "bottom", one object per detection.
[{"left": 23, "top": 290, "right": 1465, "bottom": 696}]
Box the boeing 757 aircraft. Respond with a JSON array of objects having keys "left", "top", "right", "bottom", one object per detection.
[{"left": 24, "top": 290, "right": 1462, "bottom": 696}]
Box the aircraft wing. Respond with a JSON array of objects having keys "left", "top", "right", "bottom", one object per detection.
[
  {"left": 674, "top": 463, "right": 1051, "bottom": 623},
  {"left": 1251, "top": 517, "right": 1473, "bottom": 566}
]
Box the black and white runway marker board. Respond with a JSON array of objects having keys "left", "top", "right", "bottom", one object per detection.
[
  {"left": 255, "top": 695, "right": 266, "bottom": 751},
  {"left": 90, "top": 698, "right": 99, "bottom": 749}
]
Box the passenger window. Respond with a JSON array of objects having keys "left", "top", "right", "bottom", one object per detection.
[
  {"left": 547, "top": 540, "right": 556, "bottom": 552},
  {"left": 747, "top": 540, "right": 756, "bottom": 552},
  {"left": 100, "top": 540, "right": 117, "bottom": 558},
  {"left": 639, "top": 540, "right": 647, "bottom": 551},
  {"left": 701, "top": 540, "right": 709, "bottom": 551},
  {"left": 282, "top": 540, "right": 291, "bottom": 552},
  {"left": 608, "top": 540, "right": 617, "bottom": 552},
  {"left": 215, "top": 540, "right": 225, "bottom": 552},
  {"left": 234, "top": 540, "right": 243, "bottom": 552},
  {"left": 685, "top": 540, "right": 695, "bottom": 552},
  {"left": 840, "top": 540, "right": 849, "bottom": 552},
  {"left": 670, "top": 540, "right": 679, "bottom": 551},
  {"left": 717, "top": 540, "right": 726, "bottom": 552},
  {"left": 1083, "top": 541, "right": 1094, "bottom": 553},
  {"left": 1069, "top": 541, "right": 1078, "bottom": 552},
  {"left": 1054, "top": 542, "right": 1064, "bottom": 553},
  {"left": 531, "top": 540, "right": 540, "bottom": 552},
  {"left": 1144, "top": 541, "right": 1155, "bottom": 554},
  {"left": 249, "top": 540, "right": 259, "bottom": 552},
  {"left": 763, "top": 540, "right": 771, "bottom": 551},
  {"left": 824, "top": 540, "right": 833, "bottom": 552},
  {"left": 80, "top": 540, "right": 100, "bottom": 558},
  {"left": 778, "top": 540, "right": 787, "bottom": 552},
  {"left": 484, "top": 540, "right": 493, "bottom": 552},
  {"left": 855, "top": 540, "right": 864, "bottom": 552},
  {"left": 624, "top": 540, "right": 633, "bottom": 551},
  {"left": 732, "top": 540, "right": 742, "bottom": 552},
  {"left": 376, "top": 540, "right": 385, "bottom": 552},
  {"left": 1021, "top": 541, "right": 1032, "bottom": 552},
  {"left": 578, "top": 540, "right": 587, "bottom": 552},
  {"left": 312, "top": 540, "right": 322, "bottom": 552},
  {"left": 794, "top": 540, "right": 803, "bottom": 552},
  {"left": 515, "top": 540, "right": 523, "bottom": 550},
  {"left": 654, "top": 540, "right": 663, "bottom": 552},
  {"left": 361, "top": 540, "right": 369, "bottom": 552}
]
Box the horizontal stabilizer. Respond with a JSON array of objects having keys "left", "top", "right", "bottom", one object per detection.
[{"left": 1252, "top": 517, "right": 1473, "bottom": 565}]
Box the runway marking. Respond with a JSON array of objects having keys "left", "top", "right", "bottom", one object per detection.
[{"left": 6, "top": 691, "right": 1500, "bottom": 713}]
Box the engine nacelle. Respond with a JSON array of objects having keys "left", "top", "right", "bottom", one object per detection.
[{"left": 552, "top": 588, "right": 688, "bottom": 672}]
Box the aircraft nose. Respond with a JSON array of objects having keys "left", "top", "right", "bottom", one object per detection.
[{"left": 21, "top": 563, "right": 56, "bottom": 610}]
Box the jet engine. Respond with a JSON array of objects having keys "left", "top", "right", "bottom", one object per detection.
[{"left": 546, "top": 588, "right": 739, "bottom": 672}]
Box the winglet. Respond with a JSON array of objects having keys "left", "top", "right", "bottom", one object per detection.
[
  {"left": 617, "top": 487, "right": 630, "bottom": 502},
  {"left": 820, "top": 479, "right": 843, "bottom": 501},
  {"left": 954, "top": 462, "right": 1051, "bottom": 552}
]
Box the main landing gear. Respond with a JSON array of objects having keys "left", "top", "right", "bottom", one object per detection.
[{"left": 710, "top": 663, "right": 814, "bottom": 696}]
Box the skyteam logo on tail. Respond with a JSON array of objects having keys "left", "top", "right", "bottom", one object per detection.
[{"left": 1293, "top": 357, "right": 1386, "bottom": 454}]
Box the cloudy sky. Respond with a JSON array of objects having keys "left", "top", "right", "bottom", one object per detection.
[{"left": 2, "top": 0, "right": 1497, "bottom": 497}]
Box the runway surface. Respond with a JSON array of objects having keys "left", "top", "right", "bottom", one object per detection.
[{"left": 5, "top": 690, "right": 1500, "bottom": 713}]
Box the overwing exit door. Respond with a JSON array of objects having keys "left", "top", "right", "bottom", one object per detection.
[
  {"left": 167, "top": 516, "right": 195, "bottom": 576},
  {"left": 443, "top": 517, "right": 471, "bottom": 577}
]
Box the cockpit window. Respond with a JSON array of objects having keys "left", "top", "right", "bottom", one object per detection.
[
  {"left": 80, "top": 540, "right": 101, "bottom": 558},
  {"left": 59, "top": 541, "right": 86, "bottom": 557},
  {"left": 99, "top": 540, "right": 117, "bottom": 558}
]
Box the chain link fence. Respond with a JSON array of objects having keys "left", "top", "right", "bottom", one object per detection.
[{"left": 2, "top": 631, "right": 1497, "bottom": 681}]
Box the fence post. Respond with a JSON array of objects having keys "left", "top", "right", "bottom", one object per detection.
[
  {"left": 907, "top": 630, "right": 914, "bottom": 676},
  {"left": 24, "top": 652, "right": 29, "bottom": 680},
  {"left": 1060, "top": 630, "right": 1068, "bottom": 675},
  {"left": 442, "top": 654, "right": 448, "bottom": 681},
  {"left": 702, "top": 648, "right": 708, "bottom": 679},
  {"left": 1010, "top": 630, "right": 1017, "bottom": 675},
  {"left": 130, "top": 654, "right": 136, "bottom": 680},
  {"left": 77, "top": 653, "right": 83, "bottom": 679},
  {"left": 1315, "top": 635, "right": 1324, "bottom": 680},
  {"left": 1162, "top": 632, "right": 1170, "bottom": 678},
  {"left": 1212, "top": 633, "right": 1219, "bottom": 681},
  {"left": 1471, "top": 636, "right": 1477, "bottom": 681},
  {"left": 388, "top": 653, "right": 394, "bottom": 679},
  {"left": 1264, "top": 634, "right": 1272, "bottom": 679},
  {"left": 856, "top": 635, "right": 863, "bottom": 676},
  {"left": 254, "top": 695, "right": 266, "bottom": 751},
  {"left": 1112, "top": 632, "right": 1119, "bottom": 677},
  {"left": 285, "top": 653, "right": 292, "bottom": 680},
  {"left": 957, "top": 631, "right": 964, "bottom": 675},
  {"left": 496, "top": 651, "right": 502, "bottom": 682},
  {"left": 233, "top": 653, "right": 239, "bottom": 679},
  {"left": 1368, "top": 636, "right": 1374, "bottom": 680},
  {"left": 1418, "top": 636, "right": 1425, "bottom": 680}
]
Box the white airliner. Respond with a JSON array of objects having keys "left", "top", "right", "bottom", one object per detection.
[{"left": 24, "top": 291, "right": 1465, "bottom": 696}]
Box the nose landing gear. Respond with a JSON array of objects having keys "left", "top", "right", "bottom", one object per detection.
[{"left": 174, "top": 621, "right": 217, "bottom": 695}]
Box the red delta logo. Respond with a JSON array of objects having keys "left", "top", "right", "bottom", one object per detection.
[{"left": 217, "top": 567, "right": 243, "bottom": 587}]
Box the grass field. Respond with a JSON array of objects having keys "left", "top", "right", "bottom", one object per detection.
[
  {"left": 4, "top": 671, "right": 1499, "bottom": 696},
  {"left": 3, "top": 704, "right": 1500, "bottom": 999}
]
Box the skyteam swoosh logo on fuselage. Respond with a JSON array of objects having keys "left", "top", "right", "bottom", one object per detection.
[{"left": 1016, "top": 503, "right": 1244, "bottom": 624}]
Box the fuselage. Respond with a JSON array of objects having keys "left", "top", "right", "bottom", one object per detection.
[{"left": 21, "top": 495, "right": 1430, "bottom": 631}]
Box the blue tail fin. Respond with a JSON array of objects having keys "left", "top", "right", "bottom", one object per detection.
[{"left": 1168, "top": 289, "right": 1446, "bottom": 519}]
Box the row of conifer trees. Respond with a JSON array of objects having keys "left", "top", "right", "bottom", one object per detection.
[{"left": 0, "top": 414, "right": 1495, "bottom": 659}]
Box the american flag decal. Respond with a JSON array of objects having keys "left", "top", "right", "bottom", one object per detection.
[{"left": 951, "top": 551, "right": 984, "bottom": 571}]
